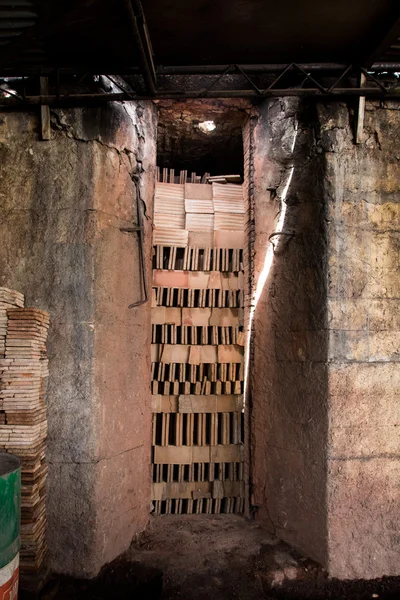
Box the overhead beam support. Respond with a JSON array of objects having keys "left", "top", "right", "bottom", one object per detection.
[
  {"left": 122, "top": 0, "right": 156, "bottom": 95},
  {"left": 1, "top": 86, "right": 400, "bottom": 108},
  {"left": 1, "top": 63, "right": 400, "bottom": 78},
  {"left": 39, "top": 76, "right": 50, "bottom": 140},
  {"left": 364, "top": 13, "right": 400, "bottom": 67},
  {"left": 354, "top": 73, "right": 366, "bottom": 144}
]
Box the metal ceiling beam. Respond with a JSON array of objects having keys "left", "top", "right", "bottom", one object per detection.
[
  {"left": 1, "top": 62, "right": 400, "bottom": 78},
  {"left": 1, "top": 86, "right": 400, "bottom": 108},
  {"left": 122, "top": 0, "right": 156, "bottom": 95},
  {"left": 364, "top": 13, "right": 400, "bottom": 67}
]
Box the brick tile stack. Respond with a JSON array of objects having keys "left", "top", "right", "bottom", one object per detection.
[
  {"left": 0, "top": 288, "right": 50, "bottom": 592},
  {"left": 151, "top": 171, "right": 246, "bottom": 516}
]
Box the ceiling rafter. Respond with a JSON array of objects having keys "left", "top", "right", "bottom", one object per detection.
[
  {"left": 364, "top": 12, "right": 400, "bottom": 67},
  {"left": 122, "top": 0, "right": 157, "bottom": 95}
]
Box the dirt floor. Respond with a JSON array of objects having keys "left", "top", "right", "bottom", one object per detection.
[{"left": 54, "top": 515, "right": 400, "bottom": 600}]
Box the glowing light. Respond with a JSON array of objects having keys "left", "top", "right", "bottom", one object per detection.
[
  {"left": 243, "top": 120, "right": 298, "bottom": 408},
  {"left": 198, "top": 120, "right": 216, "bottom": 133}
]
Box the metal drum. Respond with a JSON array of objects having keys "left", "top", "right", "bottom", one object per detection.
[{"left": 0, "top": 454, "right": 21, "bottom": 600}]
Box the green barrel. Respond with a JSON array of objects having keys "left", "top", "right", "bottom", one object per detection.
[{"left": 0, "top": 454, "right": 21, "bottom": 569}]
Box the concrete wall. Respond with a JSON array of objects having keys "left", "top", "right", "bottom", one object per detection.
[
  {"left": 321, "top": 101, "right": 400, "bottom": 579},
  {"left": 247, "top": 98, "right": 329, "bottom": 565},
  {"left": 248, "top": 98, "right": 400, "bottom": 579},
  {"left": 1, "top": 94, "right": 398, "bottom": 581},
  {"left": 0, "top": 102, "right": 156, "bottom": 576}
]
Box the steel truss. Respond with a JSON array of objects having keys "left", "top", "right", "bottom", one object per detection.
[{"left": 0, "top": 63, "right": 399, "bottom": 106}]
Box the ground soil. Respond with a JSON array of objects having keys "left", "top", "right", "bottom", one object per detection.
[{"left": 53, "top": 515, "right": 400, "bottom": 600}]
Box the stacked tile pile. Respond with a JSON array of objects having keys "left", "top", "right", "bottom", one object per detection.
[
  {"left": 151, "top": 172, "right": 246, "bottom": 516},
  {"left": 0, "top": 288, "right": 50, "bottom": 592},
  {"left": 0, "top": 288, "right": 24, "bottom": 357}
]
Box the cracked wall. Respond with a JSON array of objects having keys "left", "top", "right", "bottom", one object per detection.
[
  {"left": 0, "top": 101, "right": 157, "bottom": 577},
  {"left": 322, "top": 101, "right": 400, "bottom": 579},
  {"left": 248, "top": 98, "right": 399, "bottom": 580},
  {"left": 247, "top": 98, "right": 329, "bottom": 565}
]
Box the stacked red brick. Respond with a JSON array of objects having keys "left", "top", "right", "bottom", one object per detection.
[{"left": 0, "top": 288, "right": 49, "bottom": 592}]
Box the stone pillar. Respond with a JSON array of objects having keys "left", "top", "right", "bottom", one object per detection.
[
  {"left": 0, "top": 101, "right": 156, "bottom": 577},
  {"left": 248, "top": 98, "right": 399, "bottom": 579}
]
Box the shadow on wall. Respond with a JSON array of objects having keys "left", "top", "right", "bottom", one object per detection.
[{"left": 248, "top": 97, "right": 329, "bottom": 566}]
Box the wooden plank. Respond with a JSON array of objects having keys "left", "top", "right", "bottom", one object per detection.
[
  {"left": 355, "top": 73, "right": 366, "bottom": 144},
  {"left": 40, "top": 77, "right": 50, "bottom": 141}
]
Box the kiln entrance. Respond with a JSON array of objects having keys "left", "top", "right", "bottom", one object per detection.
[{"left": 151, "top": 102, "right": 247, "bottom": 515}]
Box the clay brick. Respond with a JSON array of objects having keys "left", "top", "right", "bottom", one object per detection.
[
  {"left": 188, "top": 231, "right": 214, "bottom": 247},
  {"left": 214, "top": 230, "right": 245, "bottom": 248},
  {"left": 151, "top": 395, "right": 179, "bottom": 413},
  {"left": 160, "top": 345, "right": 190, "bottom": 363},
  {"left": 188, "top": 272, "right": 211, "bottom": 288},
  {"left": 217, "top": 345, "right": 243, "bottom": 363},
  {"left": 185, "top": 183, "right": 212, "bottom": 200},
  {"left": 214, "top": 212, "right": 244, "bottom": 231},
  {"left": 185, "top": 213, "right": 214, "bottom": 231},
  {"left": 181, "top": 308, "right": 211, "bottom": 326},
  {"left": 153, "top": 270, "right": 189, "bottom": 288},
  {"left": 154, "top": 213, "right": 185, "bottom": 229},
  {"left": 153, "top": 228, "right": 189, "bottom": 246}
]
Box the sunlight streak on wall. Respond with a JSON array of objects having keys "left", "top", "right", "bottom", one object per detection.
[{"left": 243, "top": 121, "right": 298, "bottom": 409}]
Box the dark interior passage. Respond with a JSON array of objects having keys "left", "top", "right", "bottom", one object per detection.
[{"left": 156, "top": 99, "right": 247, "bottom": 177}]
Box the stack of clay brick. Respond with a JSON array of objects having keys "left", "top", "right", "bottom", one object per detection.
[
  {"left": 153, "top": 175, "right": 245, "bottom": 249},
  {"left": 0, "top": 288, "right": 49, "bottom": 592},
  {"left": 151, "top": 173, "right": 246, "bottom": 516}
]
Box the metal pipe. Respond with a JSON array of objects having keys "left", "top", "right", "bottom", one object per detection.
[{"left": 121, "top": 0, "right": 156, "bottom": 95}]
